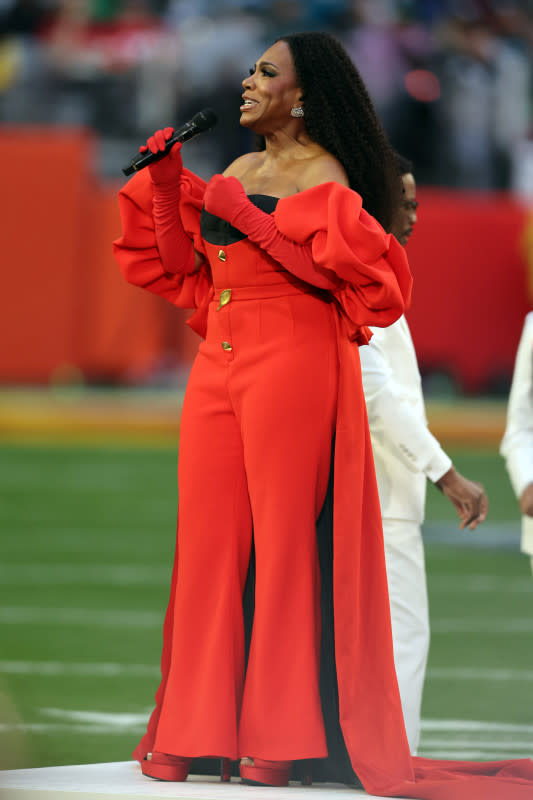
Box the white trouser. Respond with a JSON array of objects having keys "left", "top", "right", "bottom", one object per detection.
[{"left": 382, "top": 518, "right": 430, "bottom": 755}]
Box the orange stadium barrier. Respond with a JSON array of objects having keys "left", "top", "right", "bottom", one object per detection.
[
  {"left": 2, "top": 127, "right": 532, "bottom": 390},
  {"left": 2, "top": 127, "right": 198, "bottom": 385},
  {"left": 406, "top": 187, "right": 533, "bottom": 392}
]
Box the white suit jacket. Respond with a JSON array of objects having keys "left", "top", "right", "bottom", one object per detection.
[
  {"left": 360, "top": 315, "right": 452, "bottom": 524},
  {"left": 500, "top": 311, "right": 533, "bottom": 555}
]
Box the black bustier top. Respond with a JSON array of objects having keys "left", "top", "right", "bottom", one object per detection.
[{"left": 200, "top": 195, "right": 279, "bottom": 246}]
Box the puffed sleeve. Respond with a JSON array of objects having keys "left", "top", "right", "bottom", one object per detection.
[
  {"left": 274, "top": 182, "right": 412, "bottom": 344},
  {"left": 112, "top": 167, "right": 213, "bottom": 338}
]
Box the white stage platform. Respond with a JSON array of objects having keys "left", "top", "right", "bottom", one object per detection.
[{"left": 0, "top": 761, "right": 411, "bottom": 800}]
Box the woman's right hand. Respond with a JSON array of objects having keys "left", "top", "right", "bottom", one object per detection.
[{"left": 140, "top": 127, "right": 183, "bottom": 185}]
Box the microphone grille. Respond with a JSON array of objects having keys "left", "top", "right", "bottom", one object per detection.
[{"left": 192, "top": 108, "right": 218, "bottom": 132}]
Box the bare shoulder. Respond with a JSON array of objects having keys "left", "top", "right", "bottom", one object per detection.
[
  {"left": 297, "top": 152, "right": 349, "bottom": 191},
  {"left": 223, "top": 151, "right": 263, "bottom": 179}
]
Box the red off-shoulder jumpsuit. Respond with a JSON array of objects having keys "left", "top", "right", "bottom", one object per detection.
[
  {"left": 156, "top": 199, "right": 342, "bottom": 760},
  {"left": 113, "top": 170, "right": 533, "bottom": 800}
]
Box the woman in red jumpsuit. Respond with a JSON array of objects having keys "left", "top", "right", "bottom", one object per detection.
[{"left": 114, "top": 31, "right": 533, "bottom": 800}]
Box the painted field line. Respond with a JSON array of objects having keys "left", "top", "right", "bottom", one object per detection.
[
  {"left": 3, "top": 660, "right": 532, "bottom": 684},
  {"left": 1, "top": 534, "right": 173, "bottom": 556},
  {"left": 0, "top": 521, "right": 171, "bottom": 535},
  {"left": 10, "top": 608, "right": 530, "bottom": 634},
  {"left": 429, "top": 575, "right": 533, "bottom": 594},
  {"left": 422, "top": 522, "right": 520, "bottom": 549},
  {"left": 0, "top": 661, "right": 160, "bottom": 677},
  {"left": 421, "top": 719, "right": 533, "bottom": 734},
  {"left": 2, "top": 565, "right": 530, "bottom": 591},
  {"left": 419, "top": 750, "right": 533, "bottom": 760},
  {"left": 1, "top": 477, "right": 133, "bottom": 492},
  {"left": 41, "top": 708, "right": 149, "bottom": 725},
  {"left": 3, "top": 708, "right": 532, "bottom": 759},
  {"left": 0, "top": 564, "right": 170, "bottom": 585},
  {"left": 420, "top": 739, "right": 533, "bottom": 750},
  {"left": 0, "top": 708, "right": 151, "bottom": 734},
  {"left": 0, "top": 607, "right": 161, "bottom": 627},
  {"left": 39, "top": 713, "right": 528, "bottom": 751},
  {"left": 0, "top": 722, "right": 147, "bottom": 734},
  {"left": 0, "top": 731, "right": 528, "bottom": 761},
  {"left": 432, "top": 618, "right": 533, "bottom": 633},
  {"left": 427, "top": 667, "right": 533, "bottom": 681},
  {"left": 3, "top": 607, "right": 532, "bottom": 633},
  {"left": 36, "top": 709, "right": 532, "bottom": 734},
  {"left": 0, "top": 726, "right": 529, "bottom": 760}
]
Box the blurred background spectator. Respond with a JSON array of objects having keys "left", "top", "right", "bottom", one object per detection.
[
  {"left": 1, "top": 0, "right": 533, "bottom": 390},
  {"left": 2, "top": 0, "right": 531, "bottom": 185}
]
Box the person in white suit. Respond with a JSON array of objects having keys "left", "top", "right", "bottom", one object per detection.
[
  {"left": 500, "top": 312, "right": 533, "bottom": 575},
  {"left": 359, "top": 154, "right": 489, "bottom": 755}
]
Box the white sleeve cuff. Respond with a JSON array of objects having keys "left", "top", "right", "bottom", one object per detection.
[
  {"left": 504, "top": 448, "right": 533, "bottom": 498},
  {"left": 425, "top": 449, "right": 453, "bottom": 483}
]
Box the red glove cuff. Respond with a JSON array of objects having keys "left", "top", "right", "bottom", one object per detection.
[{"left": 152, "top": 181, "right": 195, "bottom": 275}]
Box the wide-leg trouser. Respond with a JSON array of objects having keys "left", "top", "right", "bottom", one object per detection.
[
  {"left": 153, "top": 291, "right": 338, "bottom": 761},
  {"left": 382, "top": 518, "right": 430, "bottom": 755}
]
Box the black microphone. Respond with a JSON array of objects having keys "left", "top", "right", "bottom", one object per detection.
[{"left": 122, "top": 108, "right": 218, "bottom": 177}]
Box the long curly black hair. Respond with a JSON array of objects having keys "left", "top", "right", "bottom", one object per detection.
[{"left": 268, "top": 32, "right": 401, "bottom": 231}]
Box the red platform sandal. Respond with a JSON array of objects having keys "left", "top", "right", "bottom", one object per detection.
[
  {"left": 142, "top": 753, "right": 232, "bottom": 782},
  {"left": 239, "top": 758, "right": 292, "bottom": 787},
  {"left": 142, "top": 752, "right": 192, "bottom": 781}
]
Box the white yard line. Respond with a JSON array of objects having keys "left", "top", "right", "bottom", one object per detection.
[
  {"left": 429, "top": 575, "right": 533, "bottom": 593},
  {"left": 0, "top": 708, "right": 150, "bottom": 734},
  {"left": 40, "top": 708, "right": 150, "bottom": 725},
  {"left": 0, "top": 722, "right": 147, "bottom": 734},
  {"left": 0, "top": 564, "right": 169, "bottom": 585},
  {"left": 422, "top": 522, "right": 521, "bottom": 550},
  {"left": 0, "top": 660, "right": 160, "bottom": 677},
  {"left": 0, "top": 607, "right": 161, "bottom": 626},
  {"left": 419, "top": 750, "right": 533, "bottom": 759},
  {"left": 4, "top": 607, "right": 532, "bottom": 632},
  {"left": 2, "top": 565, "right": 530, "bottom": 590},
  {"left": 421, "top": 719, "right": 533, "bottom": 733},
  {"left": 432, "top": 618, "right": 533, "bottom": 633},
  {"left": 2, "top": 709, "right": 532, "bottom": 762},
  {"left": 1, "top": 525, "right": 171, "bottom": 553},
  {"left": 427, "top": 667, "right": 533, "bottom": 681},
  {"left": 4, "top": 660, "right": 533, "bottom": 684},
  {"left": 419, "top": 739, "right": 533, "bottom": 750}
]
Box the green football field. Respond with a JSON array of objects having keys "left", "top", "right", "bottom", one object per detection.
[{"left": 1, "top": 441, "right": 532, "bottom": 771}]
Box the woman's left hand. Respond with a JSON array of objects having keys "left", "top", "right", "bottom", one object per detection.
[{"left": 204, "top": 174, "right": 249, "bottom": 225}]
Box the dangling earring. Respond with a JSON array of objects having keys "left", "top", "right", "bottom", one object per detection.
[{"left": 290, "top": 106, "right": 304, "bottom": 118}]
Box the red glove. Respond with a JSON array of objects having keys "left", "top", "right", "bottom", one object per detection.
[
  {"left": 204, "top": 175, "right": 340, "bottom": 290},
  {"left": 203, "top": 174, "right": 249, "bottom": 224},
  {"left": 140, "top": 129, "right": 193, "bottom": 274},
  {"left": 140, "top": 127, "right": 183, "bottom": 186}
]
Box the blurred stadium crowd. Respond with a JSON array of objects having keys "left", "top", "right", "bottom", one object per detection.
[{"left": 2, "top": 0, "right": 533, "bottom": 185}]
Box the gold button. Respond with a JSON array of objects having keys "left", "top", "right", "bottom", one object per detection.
[
  {"left": 217, "top": 249, "right": 226, "bottom": 262},
  {"left": 221, "top": 341, "right": 232, "bottom": 352},
  {"left": 217, "top": 289, "right": 232, "bottom": 310}
]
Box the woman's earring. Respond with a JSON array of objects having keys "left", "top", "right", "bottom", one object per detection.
[{"left": 290, "top": 106, "right": 304, "bottom": 118}]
